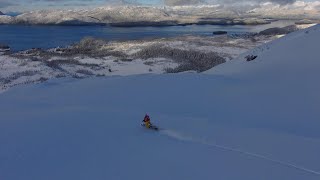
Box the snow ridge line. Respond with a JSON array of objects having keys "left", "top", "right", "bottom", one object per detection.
[{"left": 160, "top": 129, "right": 320, "bottom": 176}]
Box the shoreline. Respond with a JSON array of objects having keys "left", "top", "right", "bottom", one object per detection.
[
  {"left": 0, "top": 33, "right": 278, "bottom": 93},
  {"left": 0, "top": 23, "right": 315, "bottom": 92},
  {"left": 0, "top": 20, "right": 307, "bottom": 52},
  {"left": 0, "top": 19, "right": 272, "bottom": 27}
]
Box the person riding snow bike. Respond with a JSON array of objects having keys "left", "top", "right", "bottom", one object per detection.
[{"left": 142, "top": 114, "right": 152, "bottom": 128}]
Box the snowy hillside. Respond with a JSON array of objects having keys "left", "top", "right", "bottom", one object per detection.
[
  {"left": 0, "top": 25, "right": 320, "bottom": 180},
  {"left": 0, "top": 34, "right": 278, "bottom": 93},
  {"left": 206, "top": 24, "right": 320, "bottom": 77}
]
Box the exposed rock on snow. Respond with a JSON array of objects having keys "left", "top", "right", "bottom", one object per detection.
[
  {"left": 245, "top": 55, "right": 258, "bottom": 62},
  {"left": 0, "top": 34, "right": 277, "bottom": 93}
]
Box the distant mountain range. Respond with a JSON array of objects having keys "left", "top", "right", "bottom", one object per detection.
[{"left": 0, "top": 3, "right": 319, "bottom": 26}]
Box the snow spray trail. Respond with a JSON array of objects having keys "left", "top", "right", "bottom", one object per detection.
[{"left": 160, "top": 129, "right": 320, "bottom": 176}]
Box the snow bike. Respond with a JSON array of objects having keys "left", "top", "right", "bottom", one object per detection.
[{"left": 141, "top": 123, "right": 159, "bottom": 131}]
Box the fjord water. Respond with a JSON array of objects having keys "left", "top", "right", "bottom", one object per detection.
[{"left": 0, "top": 20, "right": 295, "bottom": 51}]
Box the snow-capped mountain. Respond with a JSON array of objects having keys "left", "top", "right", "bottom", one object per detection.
[
  {"left": 0, "top": 14, "right": 13, "bottom": 24},
  {"left": 12, "top": 6, "right": 173, "bottom": 25},
  {"left": 0, "top": 24, "right": 319, "bottom": 180},
  {"left": 246, "top": 1, "right": 320, "bottom": 19},
  {"left": 0, "top": 11, "right": 13, "bottom": 23},
  {"left": 1, "top": 3, "right": 319, "bottom": 25}
]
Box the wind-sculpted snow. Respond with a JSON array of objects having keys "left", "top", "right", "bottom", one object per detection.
[{"left": 0, "top": 34, "right": 278, "bottom": 93}]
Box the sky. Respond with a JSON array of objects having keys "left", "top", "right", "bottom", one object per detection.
[{"left": 0, "top": 0, "right": 318, "bottom": 12}]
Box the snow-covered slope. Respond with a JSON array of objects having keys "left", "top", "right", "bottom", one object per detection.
[
  {"left": 0, "top": 25, "right": 320, "bottom": 180},
  {"left": 206, "top": 24, "right": 320, "bottom": 77}
]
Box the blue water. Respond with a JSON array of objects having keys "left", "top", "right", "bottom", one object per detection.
[{"left": 0, "top": 21, "right": 295, "bottom": 51}]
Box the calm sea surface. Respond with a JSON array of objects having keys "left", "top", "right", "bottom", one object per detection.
[{"left": 0, "top": 20, "right": 295, "bottom": 51}]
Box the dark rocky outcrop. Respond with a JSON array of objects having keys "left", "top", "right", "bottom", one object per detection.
[
  {"left": 0, "top": 11, "right": 4, "bottom": 15},
  {"left": 0, "top": 44, "right": 10, "bottom": 52},
  {"left": 259, "top": 25, "right": 299, "bottom": 36},
  {"left": 245, "top": 55, "right": 258, "bottom": 62},
  {"left": 213, "top": 31, "right": 227, "bottom": 35}
]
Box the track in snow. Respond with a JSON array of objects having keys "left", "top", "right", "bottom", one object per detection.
[{"left": 160, "top": 129, "right": 320, "bottom": 176}]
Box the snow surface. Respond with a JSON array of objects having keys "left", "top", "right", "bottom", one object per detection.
[{"left": 0, "top": 25, "right": 320, "bottom": 180}]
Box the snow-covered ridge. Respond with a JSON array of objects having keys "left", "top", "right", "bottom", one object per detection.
[{"left": 1, "top": 3, "right": 320, "bottom": 25}]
